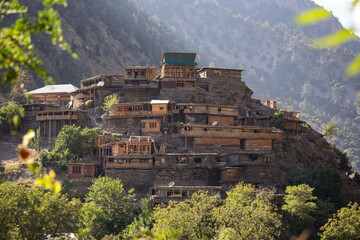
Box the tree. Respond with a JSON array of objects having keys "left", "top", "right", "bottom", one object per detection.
[
  {"left": 31, "top": 127, "right": 43, "bottom": 152},
  {"left": 0, "top": 182, "right": 81, "bottom": 240},
  {"left": 282, "top": 184, "right": 318, "bottom": 236},
  {"left": 153, "top": 191, "right": 221, "bottom": 239},
  {"left": 54, "top": 125, "right": 100, "bottom": 159},
  {"left": 0, "top": 0, "right": 76, "bottom": 92},
  {"left": 290, "top": 165, "right": 345, "bottom": 208},
  {"left": 79, "top": 177, "right": 137, "bottom": 240},
  {"left": 213, "top": 183, "right": 282, "bottom": 240},
  {"left": 269, "top": 109, "right": 285, "bottom": 129},
  {"left": 322, "top": 121, "right": 340, "bottom": 139},
  {"left": 123, "top": 198, "right": 155, "bottom": 239},
  {"left": 102, "top": 93, "right": 120, "bottom": 111},
  {"left": 0, "top": 101, "right": 24, "bottom": 134},
  {"left": 319, "top": 202, "right": 360, "bottom": 240}
]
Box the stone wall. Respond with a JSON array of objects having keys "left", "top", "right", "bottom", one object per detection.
[
  {"left": 105, "top": 168, "right": 154, "bottom": 193},
  {"left": 154, "top": 167, "right": 219, "bottom": 186}
]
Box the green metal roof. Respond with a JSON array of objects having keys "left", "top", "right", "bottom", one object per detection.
[{"left": 161, "top": 52, "right": 197, "bottom": 66}]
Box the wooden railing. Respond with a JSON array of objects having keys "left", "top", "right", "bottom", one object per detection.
[
  {"left": 36, "top": 113, "right": 78, "bottom": 121},
  {"left": 180, "top": 125, "right": 282, "bottom": 140}
]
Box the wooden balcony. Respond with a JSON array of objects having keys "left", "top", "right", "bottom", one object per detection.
[
  {"left": 183, "top": 109, "right": 238, "bottom": 116},
  {"left": 36, "top": 111, "right": 78, "bottom": 121},
  {"left": 180, "top": 125, "right": 282, "bottom": 140}
]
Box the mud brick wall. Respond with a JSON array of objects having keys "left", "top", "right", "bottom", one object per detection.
[
  {"left": 105, "top": 168, "right": 154, "bottom": 192},
  {"left": 121, "top": 88, "right": 160, "bottom": 103},
  {"left": 245, "top": 164, "right": 278, "bottom": 184},
  {"left": 154, "top": 167, "right": 219, "bottom": 186}
]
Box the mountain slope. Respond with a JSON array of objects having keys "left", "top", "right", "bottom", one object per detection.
[{"left": 26, "top": 0, "right": 188, "bottom": 87}]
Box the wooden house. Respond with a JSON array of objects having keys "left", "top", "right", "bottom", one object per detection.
[
  {"left": 257, "top": 99, "right": 277, "bottom": 109},
  {"left": 80, "top": 74, "right": 124, "bottom": 88},
  {"left": 141, "top": 119, "right": 162, "bottom": 132},
  {"left": 107, "top": 100, "right": 175, "bottom": 133},
  {"left": 27, "top": 84, "right": 78, "bottom": 106},
  {"left": 104, "top": 136, "right": 158, "bottom": 169},
  {"left": 125, "top": 67, "right": 159, "bottom": 80},
  {"left": 109, "top": 100, "right": 175, "bottom": 118},
  {"left": 154, "top": 153, "right": 219, "bottom": 168},
  {"left": 175, "top": 103, "right": 238, "bottom": 125},
  {"left": 198, "top": 67, "right": 243, "bottom": 80},
  {"left": 160, "top": 52, "right": 197, "bottom": 89},
  {"left": 36, "top": 110, "right": 88, "bottom": 137},
  {"left": 150, "top": 185, "right": 222, "bottom": 203},
  {"left": 179, "top": 124, "right": 283, "bottom": 150},
  {"left": 67, "top": 163, "right": 99, "bottom": 179}
]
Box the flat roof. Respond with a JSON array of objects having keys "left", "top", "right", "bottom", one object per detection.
[
  {"left": 150, "top": 100, "right": 170, "bottom": 104},
  {"left": 140, "top": 119, "right": 162, "bottom": 122},
  {"left": 176, "top": 103, "right": 237, "bottom": 108},
  {"left": 155, "top": 185, "right": 222, "bottom": 190},
  {"left": 28, "top": 84, "right": 78, "bottom": 95},
  {"left": 183, "top": 124, "right": 281, "bottom": 131},
  {"left": 155, "top": 153, "right": 218, "bottom": 156},
  {"left": 161, "top": 52, "right": 197, "bottom": 66},
  {"left": 198, "top": 67, "right": 244, "bottom": 72}
]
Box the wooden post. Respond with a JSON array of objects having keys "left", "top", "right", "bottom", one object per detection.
[{"left": 185, "top": 136, "right": 188, "bottom": 148}]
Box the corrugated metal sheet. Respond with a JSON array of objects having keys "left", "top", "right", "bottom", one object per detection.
[
  {"left": 27, "top": 84, "right": 78, "bottom": 94},
  {"left": 162, "top": 52, "right": 197, "bottom": 66}
]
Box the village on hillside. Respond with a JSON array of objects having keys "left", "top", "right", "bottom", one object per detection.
[{"left": 24, "top": 52, "right": 315, "bottom": 202}]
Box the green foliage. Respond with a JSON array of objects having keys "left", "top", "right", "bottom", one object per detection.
[
  {"left": 79, "top": 177, "right": 137, "bottom": 240},
  {"left": 319, "top": 202, "right": 360, "bottom": 240},
  {"left": 214, "top": 183, "right": 282, "bottom": 240},
  {"left": 102, "top": 93, "right": 120, "bottom": 111},
  {"left": 31, "top": 127, "right": 43, "bottom": 152},
  {"left": 55, "top": 125, "right": 100, "bottom": 159},
  {"left": 290, "top": 165, "right": 345, "bottom": 208},
  {"left": 0, "top": 101, "right": 24, "bottom": 133},
  {"left": 123, "top": 198, "right": 154, "bottom": 239},
  {"left": 153, "top": 183, "right": 281, "bottom": 240},
  {"left": 0, "top": 0, "right": 76, "bottom": 91},
  {"left": 283, "top": 184, "right": 317, "bottom": 221},
  {"left": 282, "top": 184, "right": 317, "bottom": 235},
  {"left": 153, "top": 191, "right": 221, "bottom": 239},
  {"left": 85, "top": 99, "right": 94, "bottom": 108},
  {"left": 322, "top": 122, "right": 340, "bottom": 139},
  {"left": 0, "top": 182, "right": 81, "bottom": 240},
  {"left": 300, "top": 123, "right": 310, "bottom": 132},
  {"left": 269, "top": 109, "right": 285, "bottom": 129},
  {"left": 79, "top": 203, "right": 111, "bottom": 239}
]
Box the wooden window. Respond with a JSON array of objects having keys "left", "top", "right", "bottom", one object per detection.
[
  {"left": 140, "top": 159, "right": 149, "bottom": 163},
  {"left": 194, "top": 158, "right": 202, "bottom": 164},
  {"left": 159, "top": 107, "right": 164, "bottom": 110},
  {"left": 176, "top": 82, "right": 184, "bottom": 87},
  {"left": 150, "top": 122, "right": 157, "bottom": 128},
  {"left": 142, "top": 123, "right": 146, "bottom": 128}
]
